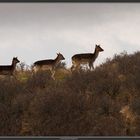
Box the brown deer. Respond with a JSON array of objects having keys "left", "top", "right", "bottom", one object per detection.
[
  {"left": 0, "top": 57, "right": 20, "bottom": 78},
  {"left": 33, "top": 53, "right": 65, "bottom": 80},
  {"left": 71, "top": 44, "right": 104, "bottom": 71}
]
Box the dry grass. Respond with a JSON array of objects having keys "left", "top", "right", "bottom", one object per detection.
[{"left": 0, "top": 51, "right": 140, "bottom": 136}]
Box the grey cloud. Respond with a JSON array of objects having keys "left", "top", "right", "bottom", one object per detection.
[{"left": 0, "top": 3, "right": 140, "bottom": 67}]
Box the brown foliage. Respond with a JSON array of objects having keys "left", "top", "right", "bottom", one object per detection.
[{"left": 0, "top": 51, "right": 140, "bottom": 136}]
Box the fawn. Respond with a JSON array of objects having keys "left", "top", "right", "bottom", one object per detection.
[
  {"left": 71, "top": 44, "right": 104, "bottom": 71},
  {"left": 0, "top": 57, "right": 20, "bottom": 78},
  {"left": 33, "top": 53, "right": 65, "bottom": 80}
]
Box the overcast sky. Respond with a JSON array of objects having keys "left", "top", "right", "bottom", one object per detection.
[{"left": 0, "top": 3, "right": 140, "bottom": 68}]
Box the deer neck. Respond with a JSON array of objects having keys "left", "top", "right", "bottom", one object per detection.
[
  {"left": 54, "top": 56, "right": 61, "bottom": 66},
  {"left": 93, "top": 49, "right": 100, "bottom": 60},
  {"left": 11, "top": 61, "right": 17, "bottom": 70}
]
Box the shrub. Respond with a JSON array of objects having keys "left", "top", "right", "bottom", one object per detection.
[{"left": 0, "top": 51, "right": 140, "bottom": 136}]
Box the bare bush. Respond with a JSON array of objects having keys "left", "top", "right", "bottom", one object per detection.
[{"left": 0, "top": 51, "right": 140, "bottom": 136}]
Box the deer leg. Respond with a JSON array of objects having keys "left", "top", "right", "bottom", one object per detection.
[
  {"left": 51, "top": 70, "right": 55, "bottom": 80},
  {"left": 31, "top": 66, "right": 36, "bottom": 76},
  {"left": 89, "top": 63, "right": 94, "bottom": 71},
  {"left": 71, "top": 61, "right": 80, "bottom": 72},
  {"left": 71, "top": 61, "right": 76, "bottom": 72},
  {"left": 91, "top": 64, "right": 94, "bottom": 70},
  {"left": 71, "top": 65, "right": 75, "bottom": 72},
  {"left": 88, "top": 63, "right": 92, "bottom": 70},
  {"left": 11, "top": 73, "right": 20, "bottom": 83},
  {"left": 86, "top": 64, "right": 89, "bottom": 71},
  {"left": 75, "top": 64, "right": 81, "bottom": 73},
  {"left": 13, "top": 74, "right": 18, "bottom": 81}
]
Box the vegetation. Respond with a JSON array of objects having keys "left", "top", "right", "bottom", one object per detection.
[{"left": 0, "top": 51, "right": 140, "bottom": 136}]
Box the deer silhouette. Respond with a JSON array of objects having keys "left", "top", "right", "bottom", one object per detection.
[
  {"left": 0, "top": 57, "right": 20, "bottom": 79},
  {"left": 33, "top": 53, "right": 65, "bottom": 80},
  {"left": 71, "top": 44, "right": 104, "bottom": 71}
]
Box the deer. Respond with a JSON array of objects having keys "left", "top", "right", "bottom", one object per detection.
[
  {"left": 71, "top": 44, "right": 104, "bottom": 71},
  {"left": 33, "top": 53, "right": 65, "bottom": 80},
  {"left": 0, "top": 57, "right": 20, "bottom": 79}
]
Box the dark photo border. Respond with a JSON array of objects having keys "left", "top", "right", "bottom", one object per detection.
[
  {"left": 0, "top": 0, "right": 140, "bottom": 3},
  {"left": 0, "top": 1, "right": 140, "bottom": 140}
]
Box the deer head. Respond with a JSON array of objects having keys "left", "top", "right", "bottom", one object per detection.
[
  {"left": 95, "top": 44, "right": 104, "bottom": 52},
  {"left": 13, "top": 57, "right": 20, "bottom": 64},
  {"left": 57, "top": 53, "right": 65, "bottom": 60}
]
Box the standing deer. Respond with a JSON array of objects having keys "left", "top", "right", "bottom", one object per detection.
[
  {"left": 0, "top": 57, "right": 20, "bottom": 78},
  {"left": 33, "top": 53, "right": 65, "bottom": 80},
  {"left": 71, "top": 44, "right": 104, "bottom": 71}
]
